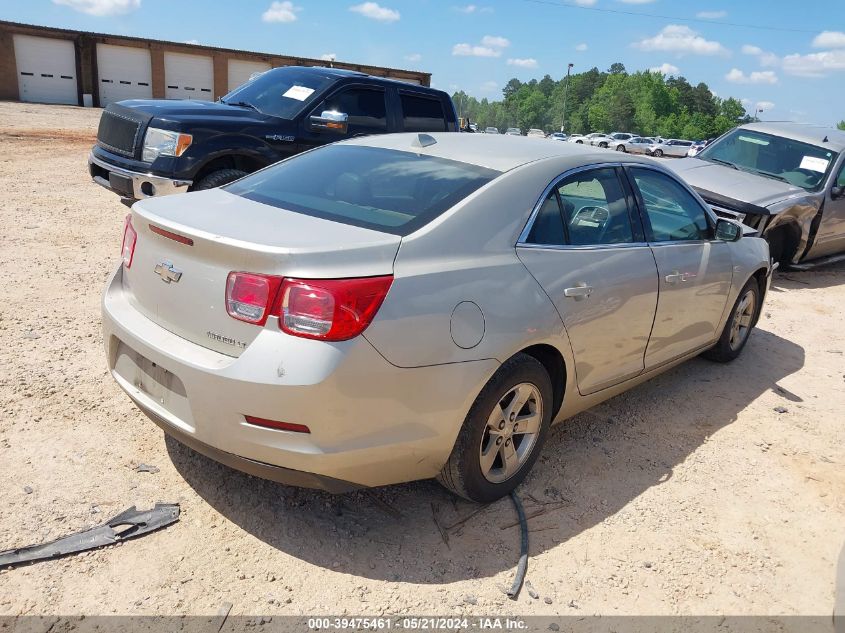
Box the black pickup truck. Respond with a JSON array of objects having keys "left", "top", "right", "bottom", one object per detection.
[{"left": 88, "top": 66, "right": 458, "bottom": 202}]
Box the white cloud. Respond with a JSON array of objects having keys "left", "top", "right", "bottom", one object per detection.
[
  {"left": 650, "top": 62, "right": 680, "bottom": 75},
  {"left": 184, "top": 39, "right": 199, "bottom": 45},
  {"left": 725, "top": 68, "right": 778, "bottom": 84},
  {"left": 452, "top": 34, "right": 509, "bottom": 58},
  {"left": 452, "top": 43, "right": 501, "bottom": 57},
  {"left": 261, "top": 0, "right": 300, "bottom": 23},
  {"left": 696, "top": 10, "right": 726, "bottom": 19},
  {"left": 507, "top": 58, "right": 538, "bottom": 68},
  {"left": 52, "top": 0, "right": 139, "bottom": 16},
  {"left": 756, "top": 101, "right": 775, "bottom": 111},
  {"left": 481, "top": 80, "right": 499, "bottom": 92},
  {"left": 619, "top": 0, "right": 657, "bottom": 3},
  {"left": 575, "top": 43, "right": 588, "bottom": 51},
  {"left": 349, "top": 2, "right": 399, "bottom": 22},
  {"left": 741, "top": 44, "right": 779, "bottom": 67},
  {"left": 813, "top": 31, "right": 845, "bottom": 49},
  {"left": 572, "top": 0, "right": 597, "bottom": 5},
  {"left": 454, "top": 4, "right": 476, "bottom": 12},
  {"left": 481, "top": 35, "right": 510, "bottom": 48},
  {"left": 633, "top": 25, "right": 729, "bottom": 56},
  {"left": 782, "top": 49, "right": 845, "bottom": 77},
  {"left": 320, "top": 53, "right": 336, "bottom": 61},
  {"left": 404, "top": 53, "right": 421, "bottom": 62}
]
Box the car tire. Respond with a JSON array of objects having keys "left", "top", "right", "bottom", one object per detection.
[
  {"left": 194, "top": 169, "right": 249, "bottom": 191},
  {"left": 576, "top": 140, "right": 583, "bottom": 144},
  {"left": 437, "top": 353, "right": 553, "bottom": 503},
  {"left": 599, "top": 142, "right": 608, "bottom": 148},
  {"left": 653, "top": 149, "right": 664, "bottom": 158},
  {"left": 616, "top": 144, "right": 626, "bottom": 152},
  {"left": 702, "top": 278, "right": 761, "bottom": 363}
]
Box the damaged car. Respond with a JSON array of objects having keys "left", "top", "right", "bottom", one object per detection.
[{"left": 667, "top": 122, "right": 845, "bottom": 269}]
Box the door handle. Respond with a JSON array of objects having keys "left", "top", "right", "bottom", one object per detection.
[
  {"left": 665, "top": 270, "right": 695, "bottom": 284},
  {"left": 564, "top": 283, "right": 593, "bottom": 300}
]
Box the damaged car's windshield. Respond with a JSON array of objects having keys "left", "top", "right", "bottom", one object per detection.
[{"left": 698, "top": 128, "right": 838, "bottom": 192}]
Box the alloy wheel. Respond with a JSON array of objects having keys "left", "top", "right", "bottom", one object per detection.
[
  {"left": 729, "top": 289, "right": 757, "bottom": 351},
  {"left": 478, "top": 383, "right": 543, "bottom": 483}
]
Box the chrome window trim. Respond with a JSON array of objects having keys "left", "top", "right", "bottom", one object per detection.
[
  {"left": 517, "top": 161, "right": 649, "bottom": 248},
  {"left": 517, "top": 241, "right": 651, "bottom": 252}
]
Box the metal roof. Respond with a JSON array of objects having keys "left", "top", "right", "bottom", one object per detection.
[{"left": 740, "top": 122, "right": 845, "bottom": 153}]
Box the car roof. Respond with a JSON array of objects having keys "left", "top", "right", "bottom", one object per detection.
[
  {"left": 342, "top": 132, "right": 665, "bottom": 172},
  {"left": 739, "top": 121, "right": 845, "bottom": 153},
  {"left": 267, "top": 65, "right": 445, "bottom": 92}
]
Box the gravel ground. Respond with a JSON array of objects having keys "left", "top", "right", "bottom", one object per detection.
[{"left": 0, "top": 102, "right": 843, "bottom": 617}]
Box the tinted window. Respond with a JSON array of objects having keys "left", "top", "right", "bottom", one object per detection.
[
  {"left": 221, "top": 67, "right": 335, "bottom": 119},
  {"left": 630, "top": 168, "right": 711, "bottom": 242},
  {"left": 837, "top": 163, "right": 845, "bottom": 188},
  {"left": 323, "top": 88, "right": 387, "bottom": 131},
  {"left": 225, "top": 145, "right": 499, "bottom": 236},
  {"left": 526, "top": 193, "right": 565, "bottom": 245},
  {"left": 699, "top": 128, "right": 838, "bottom": 192},
  {"left": 401, "top": 94, "right": 446, "bottom": 132},
  {"left": 556, "top": 168, "right": 634, "bottom": 245}
]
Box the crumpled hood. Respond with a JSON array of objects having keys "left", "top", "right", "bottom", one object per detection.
[{"left": 666, "top": 157, "right": 806, "bottom": 208}]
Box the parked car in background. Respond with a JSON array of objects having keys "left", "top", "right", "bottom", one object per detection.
[
  {"left": 103, "top": 132, "right": 770, "bottom": 502},
  {"left": 575, "top": 133, "right": 604, "bottom": 145},
  {"left": 648, "top": 139, "right": 694, "bottom": 158},
  {"left": 548, "top": 132, "right": 568, "bottom": 141},
  {"left": 592, "top": 132, "right": 635, "bottom": 149},
  {"left": 527, "top": 129, "right": 546, "bottom": 138},
  {"left": 668, "top": 122, "right": 845, "bottom": 268},
  {"left": 687, "top": 139, "right": 714, "bottom": 157},
  {"left": 621, "top": 137, "right": 655, "bottom": 154},
  {"left": 506, "top": 127, "right": 522, "bottom": 136},
  {"left": 89, "top": 66, "right": 458, "bottom": 203},
  {"left": 566, "top": 134, "right": 585, "bottom": 143},
  {"left": 485, "top": 126, "right": 500, "bottom": 134}
]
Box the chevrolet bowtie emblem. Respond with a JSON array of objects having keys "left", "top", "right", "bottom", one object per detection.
[{"left": 154, "top": 261, "right": 182, "bottom": 283}]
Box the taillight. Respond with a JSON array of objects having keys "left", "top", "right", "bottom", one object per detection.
[
  {"left": 279, "top": 276, "right": 393, "bottom": 341},
  {"left": 121, "top": 214, "right": 137, "bottom": 268},
  {"left": 225, "top": 272, "right": 282, "bottom": 326}
]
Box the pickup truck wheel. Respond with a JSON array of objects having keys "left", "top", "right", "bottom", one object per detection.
[
  {"left": 194, "top": 169, "right": 248, "bottom": 191},
  {"left": 437, "top": 353, "right": 553, "bottom": 503},
  {"left": 702, "top": 278, "right": 760, "bottom": 363}
]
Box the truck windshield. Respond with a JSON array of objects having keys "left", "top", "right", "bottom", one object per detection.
[
  {"left": 221, "top": 67, "right": 336, "bottom": 119},
  {"left": 699, "top": 128, "right": 838, "bottom": 192},
  {"left": 225, "top": 144, "right": 500, "bottom": 236}
]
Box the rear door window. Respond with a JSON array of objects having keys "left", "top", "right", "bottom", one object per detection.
[
  {"left": 225, "top": 144, "right": 499, "bottom": 236},
  {"left": 321, "top": 87, "right": 387, "bottom": 133},
  {"left": 400, "top": 93, "right": 447, "bottom": 132},
  {"left": 556, "top": 168, "right": 635, "bottom": 245}
]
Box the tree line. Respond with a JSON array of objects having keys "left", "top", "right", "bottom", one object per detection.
[{"left": 453, "top": 63, "right": 755, "bottom": 140}]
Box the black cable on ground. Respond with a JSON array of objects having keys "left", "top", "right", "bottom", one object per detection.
[{"left": 506, "top": 490, "right": 528, "bottom": 599}]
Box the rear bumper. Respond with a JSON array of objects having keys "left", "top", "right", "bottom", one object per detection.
[
  {"left": 101, "top": 265, "right": 497, "bottom": 489},
  {"left": 88, "top": 151, "right": 191, "bottom": 200}
]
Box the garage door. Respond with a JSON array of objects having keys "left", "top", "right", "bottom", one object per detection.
[
  {"left": 96, "top": 44, "right": 153, "bottom": 107},
  {"left": 13, "top": 34, "right": 78, "bottom": 105},
  {"left": 228, "top": 59, "right": 271, "bottom": 92},
  {"left": 164, "top": 52, "right": 213, "bottom": 100}
]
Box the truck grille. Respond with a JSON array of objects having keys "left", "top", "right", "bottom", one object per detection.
[{"left": 97, "top": 108, "right": 144, "bottom": 158}]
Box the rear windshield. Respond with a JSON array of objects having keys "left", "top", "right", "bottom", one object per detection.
[
  {"left": 225, "top": 144, "right": 500, "bottom": 236},
  {"left": 699, "top": 128, "right": 839, "bottom": 192}
]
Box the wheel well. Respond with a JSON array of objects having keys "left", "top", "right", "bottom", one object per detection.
[
  {"left": 764, "top": 221, "right": 801, "bottom": 265},
  {"left": 520, "top": 344, "right": 566, "bottom": 420},
  {"left": 751, "top": 267, "right": 768, "bottom": 326},
  {"left": 192, "top": 154, "right": 268, "bottom": 186}
]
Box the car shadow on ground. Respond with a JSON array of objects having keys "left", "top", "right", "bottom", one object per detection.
[{"left": 167, "top": 327, "right": 804, "bottom": 584}]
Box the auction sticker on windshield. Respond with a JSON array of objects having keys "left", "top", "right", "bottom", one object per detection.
[
  {"left": 283, "top": 85, "right": 316, "bottom": 101},
  {"left": 800, "top": 155, "right": 830, "bottom": 173}
]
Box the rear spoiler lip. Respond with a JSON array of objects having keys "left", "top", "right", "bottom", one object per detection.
[{"left": 693, "top": 187, "right": 772, "bottom": 217}]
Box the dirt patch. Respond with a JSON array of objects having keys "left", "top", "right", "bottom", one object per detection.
[{"left": 0, "top": 103, "right": 843, "bottom": 617}]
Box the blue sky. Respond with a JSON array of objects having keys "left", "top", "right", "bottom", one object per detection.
[{"left": 4, "top": 0, "right": 844, "bottom": 126}]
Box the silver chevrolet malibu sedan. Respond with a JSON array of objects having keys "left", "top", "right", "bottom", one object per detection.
[{"left": 102, "top": 133, "right": 771, "bottom": 502}]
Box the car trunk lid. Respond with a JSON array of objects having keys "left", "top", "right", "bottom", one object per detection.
[{"left": 123, "top": 188, "right": 400, "bottom": 356}]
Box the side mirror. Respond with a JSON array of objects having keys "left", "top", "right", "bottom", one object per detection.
[
  {"left": 831, "top": 185, "right": 844, "bottom": 200},
  {"left": 715, "top": 218, "right": 742, "bottom": 242},
  {"left": 310, "top": 110, "right": 348, "bottom": 134}
]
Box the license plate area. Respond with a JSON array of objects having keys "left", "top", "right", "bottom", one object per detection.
[
  {"left": 108, "top": 172, "right": 134, "bottom": 197},
  {"left": 113, "top": 340, "right": 194, "bottom": 431}
]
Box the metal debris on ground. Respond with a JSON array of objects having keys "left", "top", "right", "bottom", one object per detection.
[
  {"left": 506, "top": 491, "right": 529, "bottom": 600},
  {"left": 134, "top": 463, "right": 160, "bottom": 474},
  {"left": 525, "top": 579, "right": 539, "bottom": 599},
  {"left": 0, "top": 503, "right": 180, "bottom": 568},
  {"left": 215, "top": 601, "right": 233, "bottom": 633}
]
